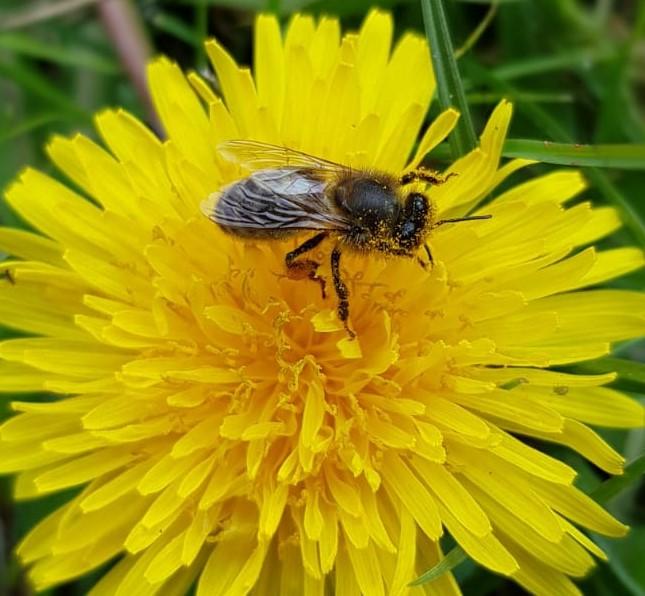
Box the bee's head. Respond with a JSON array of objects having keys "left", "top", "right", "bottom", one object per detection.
[{"left": 395, "top": 192, "right": 432, "bottom": 251}]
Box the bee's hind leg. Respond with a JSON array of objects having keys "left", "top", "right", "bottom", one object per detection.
[
  {"left": 330, "top": 246, "right": 356, "bottom": 339},
  {"left": 285, "top": 232, "right": 328, "bottom": 299}
]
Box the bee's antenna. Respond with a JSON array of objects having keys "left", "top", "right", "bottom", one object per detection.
[{"left": 433, "top": 214, "right": 492, "bottom": 227}]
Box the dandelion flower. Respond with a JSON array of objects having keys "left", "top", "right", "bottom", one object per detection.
[{"left": 2, "top": 10, "right": 644, "bottom": 596}]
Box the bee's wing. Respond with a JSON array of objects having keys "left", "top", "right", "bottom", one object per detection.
[
  {"left": 202, "top": 168, "right": 352, "bottom": 232},
  {"left": 218, "top": 140, "right": 348, "bottom": 175}
]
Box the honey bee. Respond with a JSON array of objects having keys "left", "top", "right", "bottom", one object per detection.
[{"left": 202, "top": 140, "right": 491, "bottom": 338}]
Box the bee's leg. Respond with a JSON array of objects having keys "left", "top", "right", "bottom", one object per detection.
[
  {"left": 412, "top": 244, "right": 435, "bottom": 270},
  {"left": 388, "top": 247, "right": 431, "bottom": 271},
  {"left": 423, "top": 243, "right": 434, "bottom": 267},
  {"left": 400, "top": 169, "right": 457, "bottom": 186},
  {"left": 285, "top": 232, "right": 328, "bottom": 299},
  {"left": 1, "top": 269, "right": 15, "bottom": 284},
  {"left": 330, "top": 246, "right": 355, "bottom": 339}
]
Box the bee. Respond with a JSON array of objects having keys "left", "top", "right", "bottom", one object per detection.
[{"left": 202, "top": 140, "right": 491, "bottom": 338}]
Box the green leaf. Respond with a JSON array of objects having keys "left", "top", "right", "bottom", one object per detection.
[
  {"left": 0, "top": 0, "right": 99, "bottom": 30},
  {"left": 194, "top": 2, "right": 208, "bottom": 69},
  {"left": 421, "top": 0, "right": 477, "bottom": 159},
  {"left": 0, "top": 112, "right": 66, "bottom": 144},
  {"left": 466, "top": 91, "right": 573, "bottom": 104},
  {"left": 585, "top": 168, "right": 645, "bottom": 249},
  {"left": 591, "top": 455, "right": 645, "bottom": 505},
  {"left": 488, "top": 47, "right": 612, "bottom": 82},
  {"left": 173, "top": 0, "right": 314, "bottom": 10},
  {"left": 150, "top": 11, "right": 202, "bottom": 47},
  {"left": 426, "top": 138, "right": 645, "bottom": 172},
  {"left": 502, "top": 139, "right": 645, "bottom": 170},
  {"left": 568, "top": 357, "right": 645, "bottom": 393},
  {"left": 0, "top": 59, "right": 91, "bottom": 121},
  {"left": 0, "top": 32, "right": 119, "bottom": 74},
  {"left": 455, "top": 0, "right": 525, "bottom": 3},
  {"left": 266, "top": 0, "right": 282, "bottom": 12},
  {"left": 454, "top": 1, "right": 498, "bottom": 60},
  {"left": 592, "top": 531, "right": 645, "bottom": 596},
  {"left": 409, "top": 545, "right": 468, "bottom": 586}
]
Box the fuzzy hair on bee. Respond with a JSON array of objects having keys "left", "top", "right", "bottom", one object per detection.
[{"left": 202, "top": 140, "right": 491, "bottom": 338}]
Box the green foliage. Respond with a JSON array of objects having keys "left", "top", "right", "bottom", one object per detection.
[
  {"left": 502, "top": 140, "right": 645, "bottom": 171},
  {"left": 0, "top": 0, "right": 643, "bottom": 594},
  {"left": 421, "top": 0, "right": 477, "bottom": 157},
  {"left": 571, "top": 357, "right": 645, "bottom": 394},
  {"left": 592, "top": 455, "right": 645, "bottom": 505},
  {"left": 410, "top": 545, "right": 468, "bottom": 586}
]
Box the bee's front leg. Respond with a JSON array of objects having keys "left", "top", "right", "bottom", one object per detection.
[
  {"left": 330, "top": 246, "right": 355, "bottom": 339},
  {"left": 422, "top": 243, "right": 434, "bottom": 268},
  {"left": 400, "top": 168, "right": 457, "bottom": 186},
  {"left": 285, "top": 232, "right": 328, "bottom": 299},
  {"left": 411, "top": 244, "right": 435, "bottom": 270},
  {"left": 389, "top": 246, "right": 434, "bottom": 270}
]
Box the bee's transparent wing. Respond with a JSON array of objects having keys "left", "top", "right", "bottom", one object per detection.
[
  {"left": 218, "top": 140, "right": 349, "bottom": 174},
  {"left": 202, "top": 168, "right": 352, "bottom": 232}
]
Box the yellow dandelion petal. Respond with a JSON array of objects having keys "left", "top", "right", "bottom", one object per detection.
[
  {"left": 406, "top": 108, "right": 460, "bottom": 172},
  {"left": 382, "top": 452, "right": 443, "bottom": 540},
  {"left": 1, "top": 8, "right": 643, "bottom": 596},
  {"left": 476, "top": 492, "right": 595, "bottom": 578},
  {"left": 438, "top": 499, "right": 518, "bottom": 576},
  {"left": 509, "top": 544, "right": 586, "bottom": 596},
  {"left": 0, "top": 226, "right": 63, "bottom": 264},
  {"left": 431, "top": 99, "right": 513, "bottom": 214}
]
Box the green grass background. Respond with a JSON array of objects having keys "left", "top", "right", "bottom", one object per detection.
[{"left": 0, "top": 0, "right": 644, "bottom": 594}]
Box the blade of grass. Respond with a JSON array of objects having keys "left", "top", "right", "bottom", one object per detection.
[
  {"left": 585, "top": 169, "right": 645, "bottom": 248},
  {"left": 0, "top": 32, "right": 119, "bottom": 74},
  {"left": 487, "top": 47, "right": 612, "bottom": 82},
  {"left": 0, "top": 112, "right": 67, "bottom": 144},
  {"left": 466, "top": 91, "right": 573, "bottom": 104},
  {"left": 614, "top": 338, "right": 645, "bottom": 357},
  {"left": 427, "top": 137, "right": 645, "bottom": 170},
  {"left": 194, "top": 2, "right": 208, "bottom": 69},
  {"left": 503, "top": 139, "right": 645, "bottom": 170},
  {"left": 150, "top": 10, "right": 201, "bottom": 47},
  {"left": 173, "top": 0, "right": 272, "bottom": 7},
  {"left": 0, "top": 59, "right": 91, "bottom": 121},
  {"left": 0, "top": 0, "right": 97, "bottom": 30},
  {"left": 566, "top": 356, "right": 645, "bottom": 393},
  {"left": 421, "top": 0, "right": 477, "bottom": 158},
  {"left": 575, "top": 357, "right": 645, "bottom": 384},
  {"left": 591, "top": 455, "right": 645, "bottom": 504},
  {"left": 409, "top": 545, "right": 468, "bottom": 586},
  {"left": 591, "top": 535, "right": 645, "bottom": 596},
  {"left": 593, "top": 2, "right": 645, "bottom": 143},
  {"left": 454, "top": 0, "right": 498, "bottom": 59}
]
